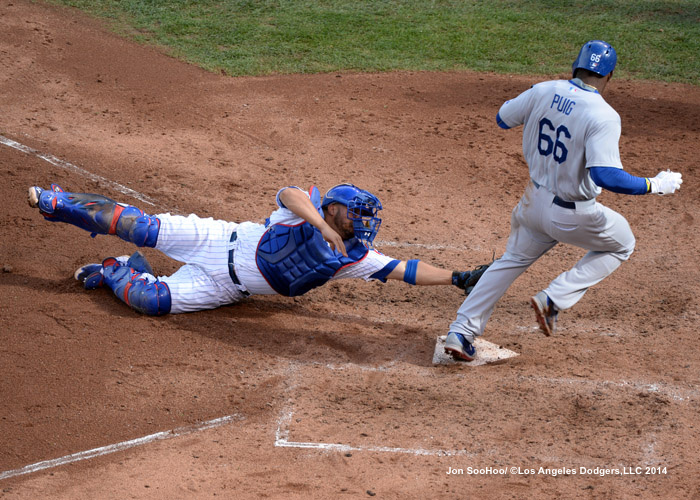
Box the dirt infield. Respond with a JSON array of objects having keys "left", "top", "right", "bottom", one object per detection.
[{"left": 2, "top": 1, "right": 700, "bottom": 498}]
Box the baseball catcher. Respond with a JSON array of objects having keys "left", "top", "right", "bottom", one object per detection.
[{"left": 28, "top": 182, "right": 489, "bottom": 316}]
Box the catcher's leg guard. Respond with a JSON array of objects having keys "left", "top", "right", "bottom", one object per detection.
[
  {"left": 102, "top": 258, "right": 171, "bottom": 316},
  {"left": 126, "top": 251, "right": 155, "bottom": 275},
  {"left": 29, "top": 185, "right": 160, "bottom": 247}
]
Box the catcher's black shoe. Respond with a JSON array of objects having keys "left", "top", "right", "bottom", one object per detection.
[
  {"left": 444, "top": 332, "right": 476, "bottom": 362},
  {"left": 531, "top": 291, "right": 558, "bottom": 336}
]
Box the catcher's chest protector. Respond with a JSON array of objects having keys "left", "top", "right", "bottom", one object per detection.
[{"left": 255, "top": 223, "right": 368, "bottom": 297}]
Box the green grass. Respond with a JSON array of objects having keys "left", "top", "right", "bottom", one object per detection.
[{"left": 47, "top": 0, "right": 700, "bottom": 84}]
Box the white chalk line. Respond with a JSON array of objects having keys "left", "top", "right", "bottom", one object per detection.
[
  {"left": 273, "top": 405, "right": 653, "bottom": 467},
  {"left": 520, "top": 374, "right": 698, "bottom": 402},
  {"left": 0, "top": 414, "right": 242, "bottom": 481},
  {"left": 3, "top": 134, "right": 467, "bottom": 250},
  {"left": 274, "top": 408, "right": 472, "bottom": 457},
  {"left": 0, "top": 134, "right": 156, "bottom": 206},
  {"left": 272, "top": 358, "right": 696, "bottom": 459},
  {"left": 374, "top": 239, "right": 482, "bottom": 252}
]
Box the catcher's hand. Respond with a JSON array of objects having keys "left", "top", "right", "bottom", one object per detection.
[{"left": 452, "top": 263, "right": 490, "bottom": 296}]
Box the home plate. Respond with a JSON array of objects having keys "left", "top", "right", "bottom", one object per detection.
[{"left": 433, "top": 336, "right": 519, "bottom": 366}]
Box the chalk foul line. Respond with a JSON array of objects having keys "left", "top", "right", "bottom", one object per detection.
[
  {"left": 2, "top": 134, "right": 468, "bottom": 250},
  {"left": 0, "top": 414, "right": 243, "bottom": 481},
  {"left": 0, "top": 134, "right": 157, "bottom": 206}
]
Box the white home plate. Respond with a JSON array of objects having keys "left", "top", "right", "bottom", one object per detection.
[{"left": 433, "top": 336, "right": 519, "bottom": 366}]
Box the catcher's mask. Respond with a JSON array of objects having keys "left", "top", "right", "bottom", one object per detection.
[
  {"left": 572, "top": 40, "right": 617, "bottom": 78},
  {"left": 322, "top": 183, "right": 382, "bottom": 246}
]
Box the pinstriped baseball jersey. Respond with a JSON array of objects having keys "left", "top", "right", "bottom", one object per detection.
[{"left": 497, "top": 79, "right": 623, "bottom": 201}]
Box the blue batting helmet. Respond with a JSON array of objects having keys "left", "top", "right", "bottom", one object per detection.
[
  {"left": 572, "top": 40, "right": 617, "bottom": 77},
  {"left": 322, "top": 183, "right": 382, "bottom": 246}
]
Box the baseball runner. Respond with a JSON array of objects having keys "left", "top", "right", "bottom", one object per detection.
[
  {"left": 28, "top": 182, "right": 488, "bottom": 316},
  {"left": 445, "top": 40, "right": 683, "bottom": 361}
]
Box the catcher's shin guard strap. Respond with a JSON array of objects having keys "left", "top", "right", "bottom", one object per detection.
[
  {"left": 403, "top": 259, "right": 420, "bottom": 285},
  {"left": 102, "top": 260, "right": 171, "bottom": 315},
  {"left": 108, "top": 204, "right": 125, "bottom": 234}
]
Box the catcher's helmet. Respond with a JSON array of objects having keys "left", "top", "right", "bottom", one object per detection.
[
  {"left": 572, "top": 40, "right": 617, "bottom": 78},
  {"left": 322, "top": 183, "right": 382, "bottom": 246}
]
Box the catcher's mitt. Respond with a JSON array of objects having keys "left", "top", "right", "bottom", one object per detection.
[{"left": 452, "top": 263, "right": 490, "bottom": 296}]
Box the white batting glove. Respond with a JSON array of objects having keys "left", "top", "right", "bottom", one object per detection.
[{"left": 649, "top": 170, "right": 682, "bottom": 195}]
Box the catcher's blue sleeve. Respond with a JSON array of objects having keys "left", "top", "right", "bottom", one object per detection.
[
  {"left": 369, "top": 259, "right": 401, "bottom": 282},
  {"left": 589, "top": 166, "right": 648, "bottom": 195}
]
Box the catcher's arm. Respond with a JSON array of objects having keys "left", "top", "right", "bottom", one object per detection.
[
  {"left": 386, "top": 260, "right": 451, "bottom": 285},
  {"left": 386, "top": 260, "right": 490, "bottom": 294},
  {"left": 278, "top": 187, "right": 348, "bottom": 256}
]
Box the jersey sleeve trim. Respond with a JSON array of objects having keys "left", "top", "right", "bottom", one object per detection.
[
  {"left": 496, "top": 112, "right": 512, "bottom": 129},
  {"left": 275, "top": 186, "right": 306, "bottom": 209}
]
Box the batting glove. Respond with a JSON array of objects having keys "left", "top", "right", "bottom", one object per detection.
[{"left": 649, "top": 170, "right": 683, "bottom": 195}]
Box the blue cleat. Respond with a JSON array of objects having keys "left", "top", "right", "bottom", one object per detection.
[{"left": 444, "top": 332, "right": 477, "bottom": 362}]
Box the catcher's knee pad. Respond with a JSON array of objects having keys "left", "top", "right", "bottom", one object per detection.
[
  {"left": 126, "top": 251, "right": 155, "bottom": 275},
  {"left": 114, "top": 207, "right": 160, "bottom": 247},
  {"left": 102, "top": 259, "right": 171, "bottom": 316}
]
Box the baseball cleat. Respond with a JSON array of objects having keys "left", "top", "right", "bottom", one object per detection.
[
  {"left": 74, "top": 263, "right": 104, "bottom": 289},
  {"left": 444, "top": 332, "right": 477, "bottom": 362},
  {"left": 531, "top": 291, "right": 558, "bottom": 336},
  {"left": 27, "top": 186, "right": 43, "bottom": 208}
]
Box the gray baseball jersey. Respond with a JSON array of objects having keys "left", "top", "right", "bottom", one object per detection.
[{"left": 498, "top": 79, "right": 623, "bottom": 201}]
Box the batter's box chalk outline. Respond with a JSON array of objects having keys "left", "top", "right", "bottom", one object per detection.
[
  {"left": 0, "top": 134, "right": 157, "bottom": 206},
  {"left": 274, "top": 408, "right": 473, "bottom": 457},
  {"left": 433, "top": 336, "right": 519, "bottom": 366},
  {"left": 0, "top": 414, "right": 243, "bottom": 481}
]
